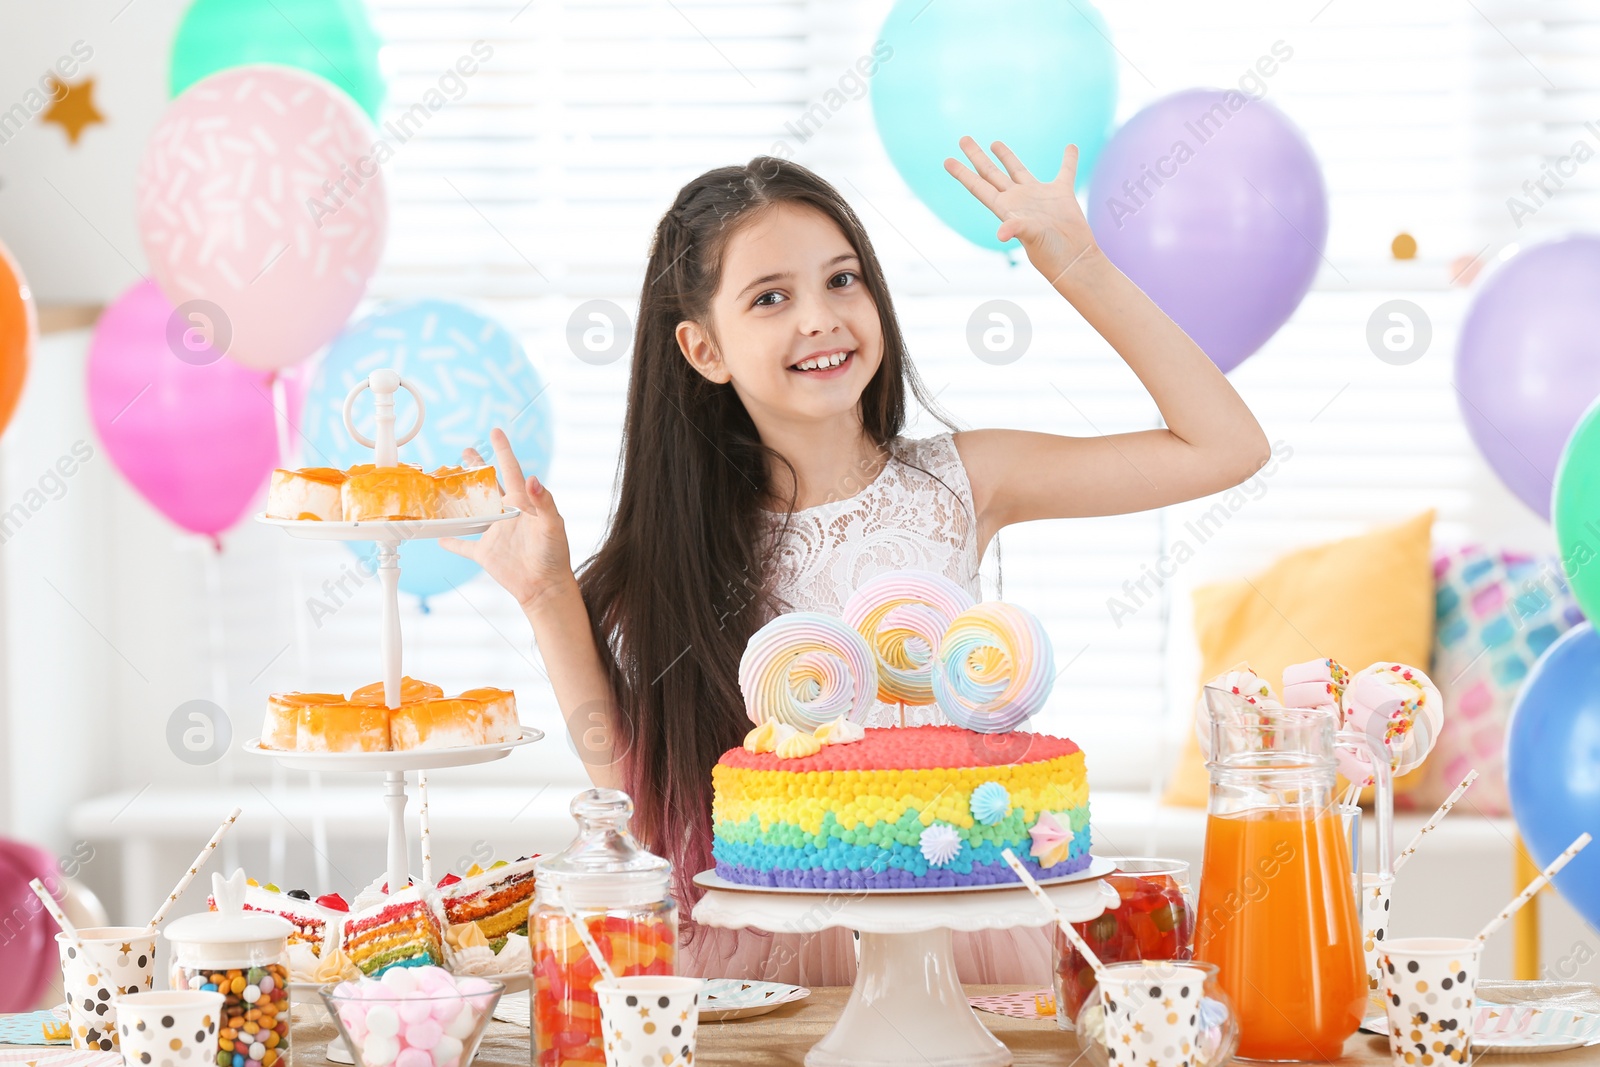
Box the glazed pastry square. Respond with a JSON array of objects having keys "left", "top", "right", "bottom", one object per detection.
[
  {"left": 266, "top": 467, "right": 346, "bottom": 521},
  {"left": 390, "top": 697, "right": 487, "bottom": 750},
  {"left": 342, "top": 463, "right": 439, "bottom": 521},
  {"left": 297, "top": 702, "right": 391, "bottom": 753},
  {"left": 433, "top": 465, "right": 501, "bottom": 519},
  {"left": 461, "top": 686, "right": 519, "bottom": 743}
]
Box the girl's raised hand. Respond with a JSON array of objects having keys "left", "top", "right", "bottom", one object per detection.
[
  {"left": 944, "top": 136, "right": 1098, "bottom": 284},
  {"left": 440, "top": 427, "right": 575, "bottom": 613}
]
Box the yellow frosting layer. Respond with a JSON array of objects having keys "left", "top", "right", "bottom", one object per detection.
[{"left": 712, "top": 751, "right": 1086, "bottom": 837}]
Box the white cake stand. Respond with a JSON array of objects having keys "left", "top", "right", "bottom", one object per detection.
[
  {"left": 256, "top": 367, "right": 536, "bottom": 898},
  {"left": 692, "top": 857, "right": 1116, "bottom": 1067}
]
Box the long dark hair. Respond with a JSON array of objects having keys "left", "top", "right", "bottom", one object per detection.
[{"left": 575, "top": 156, "right": 956, "bottom": 918}]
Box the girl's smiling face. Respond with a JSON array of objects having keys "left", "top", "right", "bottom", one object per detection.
[{"left": 676, "top": 201, "right": 883, "bottom": 426}]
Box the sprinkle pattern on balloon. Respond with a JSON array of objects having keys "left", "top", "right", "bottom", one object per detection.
[
  {"left": 738, "top": 612, "right": 878, "bottom": 729},
  {"left": 136, "top": 66, "right": 387, "bottom": 372},
  {"left": 842, "top": 569, "right": 977, "bottom": 705},
  {"left": 932, "top": 601, "right": 1055, "bottom": 732}
]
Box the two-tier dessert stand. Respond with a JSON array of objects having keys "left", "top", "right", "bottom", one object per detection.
[
  {"left": 693, "top": 859, "right": 1117, "bottom": 1067},
  {"left": 247, "top": 368, "right": 544, "bottom": 898}
]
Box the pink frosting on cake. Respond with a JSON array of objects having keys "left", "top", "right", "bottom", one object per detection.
[{"left": 717, "top": 724, "right": 1078, "bottom": 772}]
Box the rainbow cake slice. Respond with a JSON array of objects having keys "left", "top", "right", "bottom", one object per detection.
[
  {"left": 712, "top": 724, "right": 1090, "bottom": 889},
  {"left": 438, "top": 855, "right": 538, "bottom": 945},
  {"left": 340, "top": 885, "right": 445, "bottom": 976}
]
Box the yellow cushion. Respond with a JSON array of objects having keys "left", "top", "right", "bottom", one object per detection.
[{"left": 1164, "top": 509, "right": 1437, "bottom": 807}]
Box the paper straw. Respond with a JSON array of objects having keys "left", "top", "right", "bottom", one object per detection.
[
  {"left": 30, "top": 878, "right": 93, "bottom": 964},
  {"left": 556, "top": 893, "right": 617, "bottom": 984},
  {"left": 1392, "top": 771, "right": 1479, "bottom": 875},
  {"left": 1000, "top": 848, "right": 1106, "bottom": 981},
  {"left": 145, "top": 806, "right": 242, "bottom": 932},
  {"left": 419, "top": 773, "right": 433, "bottom": 888},
  {"left": 1476, "top": 832, "right": 1592, "bottom": 942}
]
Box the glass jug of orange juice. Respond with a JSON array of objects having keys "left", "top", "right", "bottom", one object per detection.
[{"left": 1193, "top": 686, "right": 1393, "bottom": 1062}]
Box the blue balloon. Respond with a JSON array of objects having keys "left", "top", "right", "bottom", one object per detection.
[
  {"left": 870, "top": 0, "right": 1118, "bottom": 253},
  {"left": 305, "top": 299, "right": 554, "bottom": 607},
  {"left": 1506, "top": 620, "right": 1600, "bottom": 931}
]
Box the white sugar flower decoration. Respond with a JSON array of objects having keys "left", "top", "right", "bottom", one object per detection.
[{"left": 919, "top": 823, "right": 962, "bottom": 868}]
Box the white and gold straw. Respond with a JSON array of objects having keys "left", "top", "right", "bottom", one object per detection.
[
  {"left": 30, "top": 878, "right": 93, "bottom": 964},
  {"left": 1000, "top": 848, "right": 1107, "bottom": 982},
  {"left": 419, "top": 772, "right": 433, "bottom": 889},
  {"left": 1392, "top": 771, "right": 1478, "bottom": 875},
  {"left": 144, "top": 806, "right": 241, "bottom": 932},
  {"left": 1476, "top": 832, "right": 1591, "bottom": 942}
]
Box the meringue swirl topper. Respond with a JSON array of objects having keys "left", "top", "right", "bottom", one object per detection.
[
  {"left": 738, "top": 611, "right": 877, "bottom": 728},
  {"left": 932, "top": 601, "right": 1055, "bottom": 732},
  {"left": 842, "top": 569, "right": 977, "bottom": 706}
]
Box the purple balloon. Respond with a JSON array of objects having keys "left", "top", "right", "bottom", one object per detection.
[
  {"left": 89, "top": 281, "right": 300, "bottom": 540},
  {"left": 1457, "top": 236, "right": 1600, "bottom": 520},
  {"left": 1087, "top": 89, "right": 1327, "bottom": 373}
]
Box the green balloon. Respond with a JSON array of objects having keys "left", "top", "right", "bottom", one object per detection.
[
  {"left": 169, "top": 0, "right": 385, "bottom": 120},
  {"left": 1553, "top": 395, "right": 1600, "bottom": 623}
]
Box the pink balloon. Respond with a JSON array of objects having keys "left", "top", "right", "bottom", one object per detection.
[
  {"left": 136, "top": 64, "right": 387, "bottom": 372},
  {"left": 89, "top": 281, "right": 302, "bottom": 539}
]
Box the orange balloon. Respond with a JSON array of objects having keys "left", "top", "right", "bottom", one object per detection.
[{"left": 0, "top": 240, "right": 33, "bottom": 437}]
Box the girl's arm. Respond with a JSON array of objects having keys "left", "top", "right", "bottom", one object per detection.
[
  {"left": 441, "top": 429, "right": 625, "bottom": 790},
  {"left": 943, "top": 137, "right": 1272, "bottom": 550}
]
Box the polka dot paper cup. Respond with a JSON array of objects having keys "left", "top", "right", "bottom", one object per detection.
[
  {"left": 595, "top": 976, "right": 705, "bottom": 1067},
  {"left": 1074, "top": 961, "right": 1238, "bottom": 1067},
  {"left": 57, "top": 926, "right": 159, "bottom": 1051},
  {"left": 113, "top": 991, "right": 224, "bottom": 1067},
  {"left": 1378, "top": 937, "right": 1482, "bottom": 1066},
  {"left": 1363, "top": 873, "right": 1396, "bottom": 993}
]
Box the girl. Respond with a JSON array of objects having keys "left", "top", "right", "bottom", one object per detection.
[{"left": 442, "top": 137, "right": 1269, "bottom": 984}]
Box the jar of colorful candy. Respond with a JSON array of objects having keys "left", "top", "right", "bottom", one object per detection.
[
  {"left": 1053, "top": 857, "right": 1193, "bottom": 1029},
  {"left": 532, "top": 789, "right": 678, "bottom": 1067},
  {"left": 163, "top": 870, "right": 295, "bottom": 1067}
]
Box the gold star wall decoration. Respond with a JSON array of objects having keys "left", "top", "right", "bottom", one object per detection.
[{"left": 42, "top": 77, "right": 105, "bottom": 145}]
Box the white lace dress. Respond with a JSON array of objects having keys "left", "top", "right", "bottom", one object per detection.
[{"left": 679, "top": 432, "right": 1057, "bottom": 987}]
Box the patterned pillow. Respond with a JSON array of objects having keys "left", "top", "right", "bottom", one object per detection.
[{"left": 1408, "top": 545, "right": 1585, "bottom": 814}]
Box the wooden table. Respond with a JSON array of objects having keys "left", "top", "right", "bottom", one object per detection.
[{"left": 265, "top": 984, "right": 1598, "bottom": 1067}]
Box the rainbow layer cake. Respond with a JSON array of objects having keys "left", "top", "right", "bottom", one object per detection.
[
  {"left": 712, "top": 722, "right": 1090, "bottom": 889},
  {"left": 341, "top": 881, "right": 446, "bottom": 976}
]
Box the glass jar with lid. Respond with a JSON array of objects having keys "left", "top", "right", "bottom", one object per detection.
[
  {"left": 531, "top": 789, "right": 677, "bottom": 1067},
  {"left": 162, "top": 869, "right": 294, "bottom": 1067}
]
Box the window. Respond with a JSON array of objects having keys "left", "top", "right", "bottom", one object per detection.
[{"left": 136, "top": 0, "right": 1562, "bottom": 796}]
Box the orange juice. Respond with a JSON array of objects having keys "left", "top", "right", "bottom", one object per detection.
[{"left": 1194, "top": 809, "right": 1366, "bottom": 1061}]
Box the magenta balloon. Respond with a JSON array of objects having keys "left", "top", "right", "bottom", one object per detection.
[
  {"left": 1087, "top": 89, "right": 1327, "bottom": 373},
  {"left": 0, "top": 840, "right": 57, "bottom": 1011},
  {"left": 1456, "top": 236, "right": 1600, "bottom": 520},
  {"left": 89, "top": 281, "right": 298, "bottom": 539}
]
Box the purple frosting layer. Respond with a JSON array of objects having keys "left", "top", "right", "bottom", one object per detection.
[{"left": 715, "top": 851, "right": 1091, "bottom": 890}]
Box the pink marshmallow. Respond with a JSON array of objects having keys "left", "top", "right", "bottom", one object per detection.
[
  {"left": 429, "top": 998, "right": 461, "bottom": 1023},
  {"left": 404, "top": 1020, "right": 443, "bottom": 1051},
  {"left": 395, "top": 1049, "right": 433, "bottom": 1067},
  {"left": 398, "top": 999, "right": 434, "bottom": 1025}
]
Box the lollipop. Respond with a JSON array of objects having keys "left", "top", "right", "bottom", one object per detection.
[
  {"left": 1336, "top": 661, "right": 1443, "bottom": 787},
  {"left": 842, "top": 569, "right": 977, "bottom": 706},
  {"left": 931, "top": 601, "right": 1055, "bottom": 732},
  {"left": 1194, "top": 663, "right": 1281, "bottom": 759},
  {"left": 1282, "top": 657, "right": 1350, "bottom": 712},
  {"left": 738, "top": 611, "right": 877, "bottom": 729}
]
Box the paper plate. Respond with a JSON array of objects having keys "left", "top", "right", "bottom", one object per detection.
[
  {"left": 699, "top": 978, "right": 811, "bottom": 1021},
  {"left": 1363, "top": 1003, "right": 1600, "bottom": 1054}
]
